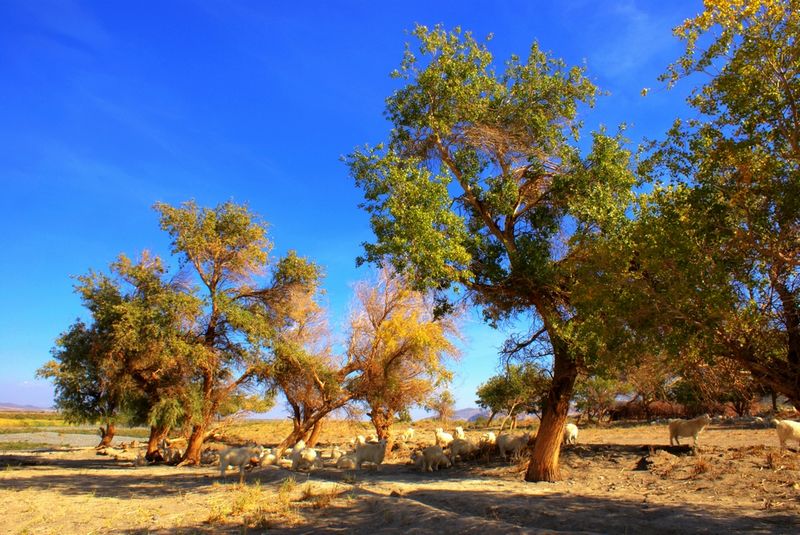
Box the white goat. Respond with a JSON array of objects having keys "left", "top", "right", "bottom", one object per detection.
[
  {"left": 329, "top": 445, "right": 344, "bottom": 462},
  {"left": 563, "top": 423, "right": 579, "bottom": 445},
  {"left": 349, "top": 435, "right": 367, "bottom": 448},
  {"left": 497, "top": 432, "right": 531, "bottom": 460},
  {"left": 413, "top": 445, "right": 451, "bottom": 472},
  {"left": 435, "top": 428, "right": 454, "bottom": 448},
  {"left": 448, "top": 438, "right": 476, "bottom": 463},
  {"left": 668, "top": 414, "right": 712, "bottom": 446},
  {"left": 479, "top": 431, "right": 497, "bottom": 446},
  {"left": 219, "top": 446, "right": 263, "bottom": 482},
  {"left": 772, "top": 419, "right": 800, "bottom": 452},
  {"left": 291, "top": 446, "right": 320, "bottom": 471},
  {"left": 336, "top": 453, "right": 357, "bottom": 469},
  {"left": 355, "top": 439, "right": 388, "bottom": 470},
  {"left": 454, "top": 426, "right": 466, "bottom": 440},
  {"left": 400, "top": 428, "right": 416, "bottom": 442},
  {"left": 259, "top": 447, "right": 278, "bottom": 466}
]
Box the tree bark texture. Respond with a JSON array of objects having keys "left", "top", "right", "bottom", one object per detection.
[
  {"left": 525, "top": 350, "right": 578, "bottom": 482},
  {"left": 145, "top": 425, "right": 169, "bottom": 462},
  {"left": 181, "top": 424, "right": 206, "bottom": 465},
  {"left": 97, "top": 422, "right": 116, "bottom": 448}
]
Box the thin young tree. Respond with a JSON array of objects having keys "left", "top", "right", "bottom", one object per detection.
[
  {"left": 476, "top": 363, "right": 549, "bottom": 430},
  {"left": 155, "top": 201, "right": 294, "bottom": 464},
  {"left": 347, "top": 268, "right": 459, "bottom": 442},
  {"left": 348, "top": 25, "right": 635, "bottom": 480},
  {"left": 37, "top": 320, "right": 127, "bottom": 447},
  {"left": 269, "top": 253, "right": 358, "bottom": 453}
]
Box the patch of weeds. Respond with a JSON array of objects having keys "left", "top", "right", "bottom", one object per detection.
[
  {"left": 765, "top": 451, "right": 796, "bottom": 471},
  {"left": 299, "top": 483, "right": 342, "bottom": 509},
  {"left": 278, "top": 476, "right": 297, "bottom": 498},
  {"left": 690, "top": 457, "right": 711, "bottom": 478},
  {"left": 206, "top": 479, "right": 302, "bottom": 529}
]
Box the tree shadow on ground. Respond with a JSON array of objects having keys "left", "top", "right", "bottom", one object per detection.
[{"left": 111, "top": 484, "right": 800, "bottom": 535}]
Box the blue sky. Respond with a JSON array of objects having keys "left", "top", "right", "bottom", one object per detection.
[{"left": 0, "top": 1, "right": 698, "bottom": 412}]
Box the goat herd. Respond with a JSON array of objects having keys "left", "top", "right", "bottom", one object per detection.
[{"left": 214, "top": 416, "right": 800, "bottom": 483}]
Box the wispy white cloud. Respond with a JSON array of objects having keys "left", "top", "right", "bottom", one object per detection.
[{"left": 585, "top": 0, "right": 680, "bottom": 81}]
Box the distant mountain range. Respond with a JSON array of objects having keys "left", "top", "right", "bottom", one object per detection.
[
  {"left": 0, "top": 402, "right": 54, "bottom": 412},
  {"left": 453, "top": 407, "right": 490, "bottom": 422}
]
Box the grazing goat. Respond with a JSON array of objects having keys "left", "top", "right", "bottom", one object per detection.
[
  {"left": 669, "top": 414, "right": 712, "bottom": 446},
  {"left": 448, "top": 438, "right": 476, "bottom": 463},
  {"left": 413, "top": 445, "right": 451, "bottom": 472},
  {"left": 435, "top": 428, "right": 454, "bottom": 448},
  {"left": 355, "top": 439, "right": 388, "bottom": 470},
  {"left": 220, "top": 446, "right": 263, "bottom": 482},
  {"left": 349, "top": 435, "right": 367, "bottom": 448},
  {"left": 400, "top": 428, "right": 416, "bottom": 442},
  {"left": 291, "top": 445, "right": 320, "bottom": 471},
  {"left": 454, "top": 426, "right": 466, "bottom": 440},
  {"left": 497, "top": 432, "right": 531, "bottom": 460},
  {"left": 772, "top": 419, "right": 800, "bottom": 452},
  {"left": 336, "top": 453, "right": 357, "bottom": 469},
  {"left": 563, "top": 423, "right": 579, "bottom": 445}
]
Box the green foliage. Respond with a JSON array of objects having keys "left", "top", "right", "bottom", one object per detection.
[
  {"left": 37, "top": 320, "right": 123, "bottom": 427},
  {"left": 476, "top": 363, "right": 549, "bottom": 418},
  {"left": 634, "top": 0, "right": 800, "bottom": 406},
  {"left": 573, "top": 376, "right": 629, "bottom": 422},
  {"left": 40, "top": 200, "right": 314, "bottom": 461},
  {"left": 348, "top": 24, "right": 636, "bottom": 366},
  {"left": 424, "top": 389, "right": 455, "bottom": 423},
  {"left": 347, "top": 268, "right": 460, "bottom": 434}
]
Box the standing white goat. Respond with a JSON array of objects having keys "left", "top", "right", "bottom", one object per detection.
[
  {"left": 454, "top": 426, "right": 466, "bottom": 440},
  {"left": 434, "top": 428, "right": 454, "bottom": 448},
  {"left": 355, "top": 439, "right": 388, "bottom": 470},
  {"left": 563, "top": 423, "right": 579, "bottom": 445},
  {"left": 497, "top": 432, "right": 531, "bottom": 460},
  {"left": 412, "top": 445, "right": 451, "bottom": 472},
  {"left": 772, "top": 419, "right": 800, "bottom": 452},
  {"left": 668, "top": 414, "right": 712, "bottom": 446},
  {"left": 219, "top": 446, "right": 263, "bottom": 483}
]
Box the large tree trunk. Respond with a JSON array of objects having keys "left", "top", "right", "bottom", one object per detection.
[
  {"left": 277, "top": 426, "right": 307, "bottom": 460},
  {"left": 181, "top": 424, "right": 206, "bottom": 465},
  {"left": 525, "top": 351, "right": 578, "bottom": 482},
  {"left": 306, "top": 419, "right": 324, "bottom": 447},
  {"left": 97, "top": 422, "right": 116, "bottom": 448},
  {"left": 145, "top": 425, "right": 170, "bottom": 462},
  {"left": 369, "top": 408, "right": 393, "bottom": 440}
]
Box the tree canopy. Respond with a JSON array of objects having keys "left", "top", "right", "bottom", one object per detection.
[
  {"left": 349, "top": 24, "right": 636, "bottom": 481},
  {"left": 632, "top": 0, "right": 800, "bottom": 407}
]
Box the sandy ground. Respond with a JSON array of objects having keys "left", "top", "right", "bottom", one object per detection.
[{"left": 1, "top": 422, "right": 799, "bottom": 534}]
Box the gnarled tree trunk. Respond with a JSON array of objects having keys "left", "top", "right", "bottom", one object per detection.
[
  {"left": 181, "top": 423, "right": 206, "bottom": 465},
  {"left": 306, "top": 419, "right": 324, "bottom": 447},
  {"left": 97, "top": 422, "right": 116, "bottom": 448},
  {"left": 525, "top": 348, "right": 578, "bottom": 482},
  {"left": 145, "top": 425, "right": 170, "bottom": 462}
]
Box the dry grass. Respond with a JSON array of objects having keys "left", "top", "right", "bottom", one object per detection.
[
  {"left": 206, "top": 477, "right": 304, "bottom": 529},
  {"left": 690, "top": 456, "right": 712, "bottom": 477}
]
